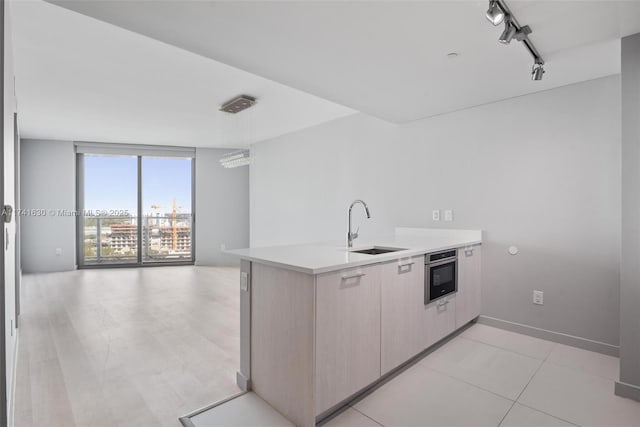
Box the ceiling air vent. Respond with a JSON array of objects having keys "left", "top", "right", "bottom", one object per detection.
[{"left": 219, "top": 95, "right": 257, "bottom": 114}]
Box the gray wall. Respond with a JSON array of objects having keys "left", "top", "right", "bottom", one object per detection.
[
  {"left": 618, "top": 33, "right": 640, "bottom": 399},
  {"left": 250, "top": 75, "right": 621, "bottom": 347},
  {"left": 195, "top": 147, "right": 249, "bottom": 266},
  {"left": 20, "top": 142, "right": 249, "bottom": 271},
  {"left": 20, "top": 139, "right": 76, "bottom": 273}
]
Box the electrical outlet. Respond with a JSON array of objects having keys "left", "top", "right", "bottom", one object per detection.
[
  {"left": 533, "top": 290, "right": 544, "bottom": 305},
  {"left": 55, "top": 248, "right": 62, "bottom": 256},
  {"left": 432, "top": 210, "right": 440, "bottom": 221},
  {"left": 444, "top": 210, "right": 454, "bottom": 222},
  {"left": 220, "top": 243, "right": 226, "bottom": 251}
]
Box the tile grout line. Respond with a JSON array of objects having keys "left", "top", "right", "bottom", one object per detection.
[
  {"left": 542, "top": 358, "right": 620, "bottom": 382},
  {"left": 459, "top": 335, "right": 553, "bottom": 361},
  {"left": 496, "top": 358, "right": 546, "bottom": 427},
  {"left": 497, "top": 342, "right": 559, "bottom": 427},
  {"left": 349, "top": 404, "right": 386, "bottom": 427},
  {"left": 499, "top": 342, "right": 581, "bottom": 427},
  {"left": 414, "top": 363, "right": 517, "bottom": 403},
  {"left": 514, "top": 401, "right": 581, "bottom": 427},
  {"left": 465, "top": 327, "right": 620, "bottom": 382},
  {"left": 509, "top": 347, "right": 582, "bottom": 427}
]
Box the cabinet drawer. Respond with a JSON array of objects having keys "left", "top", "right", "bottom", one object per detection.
[{"left": 424, "top": 294, "right": 456, "bottom": 349}]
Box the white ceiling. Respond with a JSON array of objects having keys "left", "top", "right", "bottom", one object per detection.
[
  {"left": 45, "top": 0, "right": 640, "bottom": 123},
  {"left": 11, "top": 1, "right": 354, "bottom": 148}
]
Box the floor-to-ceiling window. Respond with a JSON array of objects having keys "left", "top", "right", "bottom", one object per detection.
[
  {"left": 141, "top": 157, "right": 193, "bottom": 263},
  {"left": 82, "top": 154, "right": 139, "bottom": 265},
  {"left": 76, "top": 144, "right": 195, "bottom": 267}
]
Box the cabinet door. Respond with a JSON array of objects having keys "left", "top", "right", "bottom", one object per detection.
[
  {"left": 315, "top": 264, "right": 381, "bottom": 414},
  {"left": 424, "top": 294, "right": 457, "bottom": 349},
  {"left": 381, "top": 256, "right": 425, "bottom": 374},
  {"left": 455, "top": 245, "right": 482, "bottom": 329}
]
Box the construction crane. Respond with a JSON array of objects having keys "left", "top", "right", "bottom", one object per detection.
[{"left": 150, "top": 198, "right": 183, "bottom": 251}]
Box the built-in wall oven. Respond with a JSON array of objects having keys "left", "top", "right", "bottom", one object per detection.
[{"left": 425, "top": 249, "right": 458, "bottom": 304}]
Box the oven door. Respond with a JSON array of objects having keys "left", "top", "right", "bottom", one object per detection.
[{"left": 425, "top": 258, "right": 457, "bottom": 304}]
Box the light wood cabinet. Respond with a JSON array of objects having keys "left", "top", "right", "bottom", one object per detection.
[
  {"left": 380, "top": 256, "right": 425, "bottom": 374},
  {"left": 455, "top": 245, "right": 482, "bottom": 329},
  {"left": 424, "top": 293, "right": 457, "bottom": 349},
  {"left": 246, "top": 243, "right": 482, "bottom": 423},
  {"left": 251, "top": 263, "right": 316, "bottom": 427},
  {"left": 315, "top": 264, "right": 382, "bottom": 414}
]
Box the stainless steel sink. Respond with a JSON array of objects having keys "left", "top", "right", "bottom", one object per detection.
[{"left": 350, "top": 246, "right": 407, "bottom": 255}]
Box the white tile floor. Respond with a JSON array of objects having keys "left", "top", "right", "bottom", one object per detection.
[
  {"left": 188, "top": 323, "right": 640, "bottom": 427},
  {"left": 326, "top": 323, "right": 640, "bottom": 427}
]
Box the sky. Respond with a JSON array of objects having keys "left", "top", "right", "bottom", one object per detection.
[{"left": 84, "top": 155, "right": 192, "bottom": 216}]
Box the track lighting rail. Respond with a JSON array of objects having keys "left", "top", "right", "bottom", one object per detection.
[
  {"left": 487, "top": 0, "right": 546, "bottom": 79},
  {"left": 495, "top": 0, "right": 544, "bottom": 66}
]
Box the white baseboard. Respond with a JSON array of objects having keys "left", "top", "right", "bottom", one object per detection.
[
  {"left": 478, "top": 315, "right": 619, "bottom": 357},
  {"left": 615, "top": 381, "right": 640, "bottom": 402}
]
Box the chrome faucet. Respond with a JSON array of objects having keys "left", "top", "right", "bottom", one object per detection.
[{"left": 347, "top": 199, "right": 371, "bottom": 248}]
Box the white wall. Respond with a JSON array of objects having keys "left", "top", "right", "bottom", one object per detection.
[
  {"left": 20, "top": 139, "right": 76, "bottom": 273},
  {"left": 251, "top": 75, "right": 621, "bottom": 347},
  {"left": 2, "top": 0, "right": 18, "bottom": 422},
  {"left": 195, "top": 147, "right": 249, "bottom": 266}
]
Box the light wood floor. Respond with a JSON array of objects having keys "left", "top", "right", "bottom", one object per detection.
[{"left": 14, "top": 266, "right": 242, "bottom": 427}]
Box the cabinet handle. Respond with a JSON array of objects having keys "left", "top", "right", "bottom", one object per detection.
[
  {"left": 342, "top": 272, "right": 366, "bottom": 280},
  {"left": 398, "top": 261, "right": 415, "bottom": 274},
  {"left": 398, "top": 261, "right": 414, "bottom": 272}
]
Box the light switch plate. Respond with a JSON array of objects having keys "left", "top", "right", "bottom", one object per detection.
[
  {"left": 444, "top": 210, "right": 453, "bottom": 221},
  {"left": 432, "top": 210, "right": 440, "bottom": 221}
]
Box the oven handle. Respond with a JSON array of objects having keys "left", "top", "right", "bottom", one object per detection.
[{"left": 426, "top": 257, "right": 457, "bottom": 267}]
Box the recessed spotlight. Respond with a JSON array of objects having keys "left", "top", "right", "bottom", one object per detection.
[{"left": 446, "top": 52, "right": 460, "bottom": 59}]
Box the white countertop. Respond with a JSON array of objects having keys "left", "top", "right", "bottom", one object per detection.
[{"left": 225, "top": 228, "right": 482, "bottom": 275}]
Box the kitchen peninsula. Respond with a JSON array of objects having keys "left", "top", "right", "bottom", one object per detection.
[{"left": 226, "top": 227, "right": 483, "bottom": 426}]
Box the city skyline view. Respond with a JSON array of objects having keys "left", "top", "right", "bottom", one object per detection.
[{"left": 84, "top": 154, "right": 192, "bottom": 216}]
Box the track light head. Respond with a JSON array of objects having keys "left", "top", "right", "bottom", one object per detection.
[
  {"left": 532, "top": 63, "right": 545, "bottom": 81},
  {"left": 498, "top": 18, "right": 517, "bottom": 44},
  {"left": 486, "top": 0, "right": 505, "bottom": 26}
]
